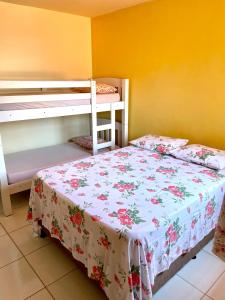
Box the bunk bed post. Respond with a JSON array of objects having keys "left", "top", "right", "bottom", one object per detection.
[
  {"left": 110, "top": 103, "right": 116, "bottom": 150},
  {"left": 0, "top": 134, "right": 12, "bottom": 216},
  {"left": 91, "top": 80, "right": 98, "bottom": 155},
  {"left": 122, "top": 79, "right": 129, "bottom": 147}
]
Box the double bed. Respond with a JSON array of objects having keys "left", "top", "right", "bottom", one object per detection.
[{"left": 28, "top": 145, "right": 225, "bottom": 300}]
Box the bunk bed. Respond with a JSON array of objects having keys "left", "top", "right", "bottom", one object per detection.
[{"left": 0, "top": 78, "right": 129, "bottom": 216}]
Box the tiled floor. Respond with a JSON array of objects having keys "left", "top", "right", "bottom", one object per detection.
[{"left": 0, "top": 193, "right": 225, "bottom": 300}]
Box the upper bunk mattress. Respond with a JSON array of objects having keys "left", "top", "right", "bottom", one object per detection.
[
  {"left": 0, "top": 93, "right": 120, "bottom": 111},
  {"left": 29, "top": 145, "right": 225, "bottom": 300}
]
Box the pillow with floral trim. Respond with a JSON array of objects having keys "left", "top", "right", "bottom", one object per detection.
[
  {"left": 96, "top": 83, "right": 117, "bottom": 94},
  {"left": 171, "top": 144, "right": 225, "bottom": 170},
  {"left": 69, "top": 135, "right": 105, "bottom": 150},
  {"left": 129, "top": 135, "right": 188, "bottom": 154}
]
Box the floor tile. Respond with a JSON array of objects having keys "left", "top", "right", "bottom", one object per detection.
[
  {"left": 0, "top": 224, "right": 6, "bottom": 237},
  {"left": 26, "top": 243, "right": 76, "bottom": 285},
  {"left": 0, "top": 258, "right": 43, "bottom": 300},
  {"left": 207, "top": 271, "right": 225, "bottom": 300},
  {"left": 10, "top": 224, "right": 51, "bottom": 255},
  {"left": 29, "top": 288, "right": 53, "bottom": 300},
  {"left": 153, "top": 275, "right": 203, "bottom": 300},
  {"left": 0, "top": 205, "right": 28, "bottom": 232},
  {"left": 178, "top": 250, "right": 225, "bottom": 293},
  {"left": 203, "top": 240, "right": 217, "bottom": 257},
  {"left": 48, "top": 268, "right": 107, "bottom": 300},
  {"left": 0, "top": 234, "right": 22, "bottom": 267}
]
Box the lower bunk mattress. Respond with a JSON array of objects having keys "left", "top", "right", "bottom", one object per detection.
[
  {"left": 5, "top": 143, "right": 92, "bottom": 184},
  {"left": 28, "top": 146, "right": 225, "bottom": 300}
]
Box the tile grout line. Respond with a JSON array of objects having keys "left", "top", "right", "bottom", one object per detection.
[
  {"left": 204, "top": 269, "right": 225, "bottom": 296},
  {"left": 176, "top": 273, "right": 207, "bottom": 295},
  {"left": 0, "top": 222, "right": 56, "bottom": 299},
  {"left": 2, "top": 217, "right": 78, "bottom": 297}
]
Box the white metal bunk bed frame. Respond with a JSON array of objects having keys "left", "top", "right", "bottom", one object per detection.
[{"left": 0, "top": 78, "right": 129, "bottom": 216}]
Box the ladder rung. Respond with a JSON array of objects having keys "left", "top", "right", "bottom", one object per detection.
[
  {"left": 96, "top": 124, "right": 112, "bottom": 131},
  {"left": 96, "top": 141, "right": 112, "bottom": 150}
]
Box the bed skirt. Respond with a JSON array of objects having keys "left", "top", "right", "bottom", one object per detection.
[{"left": 39, "top": 222, "right": 214, "bottom": 296}]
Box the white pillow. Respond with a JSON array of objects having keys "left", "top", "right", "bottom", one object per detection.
[
  {"left": 171, "top": 144, "right": 225, "bottom": 170},
  {"left": 129, "top": 134, "right": 188, "bottom": 154}
]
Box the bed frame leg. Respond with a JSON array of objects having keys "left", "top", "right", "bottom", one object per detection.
[
  {"left": 40, "top": 227, "right": 47, "bottom": 238},
  {"left": 122, "top": 79, "right": 129, "bottom": 147},
  {"left": 0, "top": 134, "right": 12, "bottom": 216},
  {"left": 192, "top": 255, "right": 197, "bottom": 259}
]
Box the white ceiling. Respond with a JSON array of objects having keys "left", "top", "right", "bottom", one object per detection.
[{"left": 2, "top": 0, "right": 151, "bottom": 17}]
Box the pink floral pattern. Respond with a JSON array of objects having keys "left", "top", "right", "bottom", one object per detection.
[
  {"left": 129, "top": 134, "right": 188, "bottom": 154},
  {"left": 171, "top": 144, "right": 225, "bottom": 170},
  {"left": 213, "top": 194, "right": 225, "bottom": 262},
  {"left": 28, "top": 146, "right": 225, "bottom": 300}
]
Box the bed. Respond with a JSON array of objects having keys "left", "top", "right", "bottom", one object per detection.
[{"left": 28, "top": 145, "right": 225, "bottom": 300}]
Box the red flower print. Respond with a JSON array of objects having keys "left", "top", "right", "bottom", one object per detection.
[
  {"left": 147, "top": 189, "right": 156, "bottom": 193},
  {"left": 191, "top": 219, "right": 197, "bottom": 229},
  {"left": 92, "top": 266, "right": 102, "bottom": 281},
  {"left": 70, "top": 212, "right": 83, "bottom": 226},
  {"left": 70, "top": 179, "right": 80, "bottom": 188},
  {"left": 146, "top": 251, "right": 153, "bottom": 263},
  {"left": 168, "top": 186, "right": 184, "bottom": 198},
  {"left": 152, "top": 218, "right": 160, "bottom": 228},
  {"left": 156, "top": 145, "right": 166, "bottom": 154},
  {"left": 151, "top": 198, "right": 160, "bottom": 205},
  {"left": 200, "top": 169, "right": 218, "bottom": 178},
  {"left": 35, "top": 183, "right": 42, "bottom": 194},
  {"left": 27, "top": 210, "right": 32, "bottom": 221},
  {"left": 206, "top": 201, "right": 214, "bottom": 217},
  {"left": 128, "top": 272, "right": 140, "bottom": 287},
  {"left": 97, "top": 194, "right": 108, "bottom": 201},
  {"left": 118, "top": 208, "right": 127, "bottom": 216},
  {"left": 57, "top": 170, "right": 66, "bottom": 174},
  {"left": 166, "top": 224, "right": 178, "bottom": 243},
  {"left": 150, "top": 153, "right": 161, "bottom": 159},
  {"left": 75, "top": 244, "right": 84, "bottom": 254},
  {"left": 119, "top": 214, "right": 133, "bottom": 226},
  {"left": 116, "top": 165, "right": 126, "bottom": 172},
  {"left": 114, "top": 151, "right": 129, "bottom": 157},
  {"left": 52, "top": 227, "right": 59, "bottom": 237},
  {"left": 192, "top": 178, "right": 202, "bottom": 184},
  {"left": 147, "top": 176, "right": 155, "bottom": 181},
  {"left": 100, "top": 237, "right": 110, "bottom": 249},
  {"left": 73, "top": 162, "right": 91, "bottom": 169},
  {"left": 99, "top": 171, "right": 107, "bottom": 176}
]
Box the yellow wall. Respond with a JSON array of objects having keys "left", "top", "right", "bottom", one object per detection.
[
  {"left": 92, "top": 0, "right": 225, "bottom": 150},
  {"left": 0, "top": 1, "right": 92, "bottom": 153}
]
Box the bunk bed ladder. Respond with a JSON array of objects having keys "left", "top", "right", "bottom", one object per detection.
[{"left": 91, "top": 80, "right": 116, "bottom": 155}]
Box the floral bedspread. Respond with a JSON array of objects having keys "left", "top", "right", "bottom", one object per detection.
[
  {"left": 213, "top": 197, "right": 225, "bottom": 261},
  {"left": 28, "top": 146, "right": 225, "bottom": 300}
]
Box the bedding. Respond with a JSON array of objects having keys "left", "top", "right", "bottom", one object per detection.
[
  {"left": 0, "top": 93, "right": 120, "bottom": 111},
  {"left": 5, "top": 143, "right": 92, "bottom": 184},
  {"left": 213, "top": 196, "right": 225, "bottom": 261},
  {"left": 129, "top": 134, "right": 188, "bottom": 154},
  {"left": 69, "top": 136, "right": 106, "bottom": 150},
  {"left": 28, "top": 146, "right": 225, "bottom": 300},
  {"left": 171, "top": 144, "right": 225, "bottom": 170},
  {"left": 96, "top": 83, "right": 117, "bottom": 94}
]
